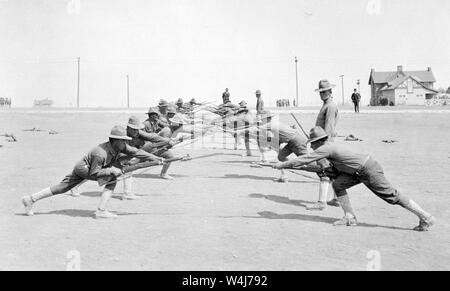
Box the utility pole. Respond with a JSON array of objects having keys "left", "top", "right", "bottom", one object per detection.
[
  {"left": 339, "top": 75, "right": 345, "bottom": 106},
  {"left": 76, "top": 57, "right": 80, "bottom": 108},
  {"left": 357, "top": 79, "right": 361, "bottom": 93},
  {"left": 126, "top": 74, "right": 130, "bottom": 108},
  {"left": 295, "top": 56, "right": 299, "bottom": 107}
]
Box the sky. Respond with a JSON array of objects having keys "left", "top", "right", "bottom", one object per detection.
[{"left": 1, "top": 0, "right": 449, "bottom": 108}]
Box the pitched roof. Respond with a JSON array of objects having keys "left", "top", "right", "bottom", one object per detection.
[
  {"left": 380, "top": 75, "right": 438, "bottom": 93},
  {"left": 369, "top": 69, "right": 436, "bottom": 84}
]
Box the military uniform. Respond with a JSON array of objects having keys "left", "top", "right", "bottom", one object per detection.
[
  {"left": 316, "top": 98, "right": 339, "bottom": 141},
  {"left": 50, "top": 142, "right": 155, "bottom": 193},
  {"left": 129, "top": 130, "right": 175, "bottom": 160},
  {"left": 284, "top": 142, "right": 404, "bottom": 205},
  {"left": 259, "top": 119, "right": 308, "bottom": 161}
]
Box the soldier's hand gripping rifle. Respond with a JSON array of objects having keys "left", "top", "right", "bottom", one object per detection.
[{"left": 98, "top": 155, "right": 191, "bottom": 187}]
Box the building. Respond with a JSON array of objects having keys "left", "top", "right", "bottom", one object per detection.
[
  {"left": 33, "top": 98, "right": 54, "bottom": 107},
  {"left": 368, "top": 66, "right": 438, "bottom": 106}
]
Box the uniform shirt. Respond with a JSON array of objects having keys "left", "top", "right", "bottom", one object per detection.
[
  {"left": 129, "top": 130, "right": 169, "bottom": 149},
  {"left": 259, "top": 120, "right": 300, "bottom": 145},
  {"left": 157, "top": 110, "right": 171, "bottom": 126},
  {"left": 316, "top": 98, "right": 338, "bottom": 138},
  {"left": 256, "top": 98, "right": 264, "bottom": 115},
  {"left": 286, "top": 142, "right": 370, "bottom": 175},
  {"left": 222, "top": 91, "right": 230, "bottom": 104},
  {"left": 143, "top": 118, "right": 167, "bottom": 133},
  {"left": 77, "top": 142, "right": 154, "bottom": 179}
]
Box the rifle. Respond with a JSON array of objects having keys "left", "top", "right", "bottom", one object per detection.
[
  {"left": 250, "top": 162, "right": 339, "bottom": 179},
  {"left": 98, "top": 155, "right": 191, "bottom": 187},
  {"left": 290, "top": 113, "right": 310, "bottom": 139}
]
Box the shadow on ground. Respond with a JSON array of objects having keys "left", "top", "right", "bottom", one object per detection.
[
  {"left": 208, "top": 174, "right": 315, "bottom": 184},
  {"left": 249, "top": 193, "right": 311, "bottom": 208},
  {"left": 246, "top": 211, "right": 412, "bottom": 231},
  {"left": 132, "top": 174, "right": 188, "bottom": 179},
  {"left": 16, "top": 209, "right": 183, "bottom": 218}
]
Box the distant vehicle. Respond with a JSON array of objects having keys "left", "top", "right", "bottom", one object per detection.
[{"left": 33, "top": 98, "right": 54, "bottom": 107}]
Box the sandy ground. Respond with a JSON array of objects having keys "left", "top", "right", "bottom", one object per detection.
[{"left": 1, "top": 109, "right": 450, "bottom": 271}]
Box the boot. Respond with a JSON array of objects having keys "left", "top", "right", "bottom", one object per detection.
[
  {"left": 307, "top": 179, "right": 329, "bottom": 211},
  {"left": 334, "top": 194, "right": 358, "bottom": 227},
  {"left": 94, "top": 209, "right": 118, "bottom": 219},
  {"left": 122, "top": 177, "right": 140, "bottom": 200},
  {"left": 326, "top": 184, "right": 340, "bottom": 207},
  {"left": 274, "top": 169, "right": 288, "bottom": 183},
  {"left": 22, "top": 187, "right": 53, "bottom": 216},
  {"left": 400, "top": 199, "right": 435, "bottom": 231}
]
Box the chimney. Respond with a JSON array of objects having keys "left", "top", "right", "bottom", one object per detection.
[
  {"left": 397, "top": 65, "right": 403, "bottom": 72},
  {"left": 427, "top": 67, "right": 432, "bottom": 72}
]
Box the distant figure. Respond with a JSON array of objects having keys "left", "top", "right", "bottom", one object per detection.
[
  {"left": 176, "top": 98, "right": 184, "bottom": 112},
  {"left": 222, "top": 88, "right": 230, "bottom": 104},
  {"left": 351, "top": 89, "right": 361, "bottom": 113},
  {"left": 255, "top": 90, "right": 264, "bottom": 115}
]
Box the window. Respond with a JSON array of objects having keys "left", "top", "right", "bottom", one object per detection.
[{"left": 407, "top": 79, "right": 413, "bottom": 93}]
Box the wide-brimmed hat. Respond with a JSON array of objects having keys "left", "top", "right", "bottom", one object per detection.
[
  {"left": 190, "top": 98, "right": 197, "bottom": 104},
  {"left": 158, "top": 99, "right": 169, "bottom": 107},
  {"left": 147, "top": 107, "right": 160, "bottom": 115},
  {"left": 127, "top": 116, "right": 145, "bottom": 130},
  {"left": 239, "top": 100, "right": 248, "bottom": 107},
  {"left": 109, "top": 125, "right": 132, "bottom": 140},
  {"left": 176, "top": 98, "right": 183, "bottom": 104},
  {"left": 314, "top": 79, "right": 336, "bottom": 92},
  {"left": 255, "top": 90, "right": 261, "bottom": 95},
  {"left": 307, "top": 126, "right": 328, "bottom": 143}
]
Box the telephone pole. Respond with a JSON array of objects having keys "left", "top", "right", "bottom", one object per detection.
[
  {"left": 76, "top": 57, "right": 80, "bottom": 108},
  {"left": 295, "top": 56, "right": 299, "bottom": 107},
  {"left": 339, "top": 75, "right": 345, "bottom": 106},
  {"left": 357, "top": 79, "right": 361, "bottom": 93},
  {"left": 126, "top": 74, "right": 130, "bottom": 108}
]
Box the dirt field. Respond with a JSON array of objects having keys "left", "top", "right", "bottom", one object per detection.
[{"left": 1, "top": 109, "right": 450, "bottom": 270}]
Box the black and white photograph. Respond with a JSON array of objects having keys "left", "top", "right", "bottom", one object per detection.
[{"left": 1, "top": 0, "right": 450, "bottom": 274}]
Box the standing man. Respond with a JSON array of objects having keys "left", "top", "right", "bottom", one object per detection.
[
  {"left": 351, "top": 89, "right": 361, "bottom": 113},
  {"left": 275, "top": 126, "right": 435, "bottom": 231},
  {"left": 21, "top": 126, "right": 161, "bottom": 219},
  {"left": 235, "top": 101, "right": 253, "bottom": 157},
  {"left": 222, "top": 88, "right": 230, "bottom": 104},
  {"left": 309, "top": 79, "right": 340, "bottom": 210},
  {"left": 255, "top": 90, "right": 264, "bottom": 115}
]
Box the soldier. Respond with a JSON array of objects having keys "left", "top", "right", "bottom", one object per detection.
[
  {"left": 308, "top": 79, "right": 340, "bottom": 210},
  {"left": 121, "top": 116, "right": 178, "bottom": 199},
  {"left": 234, "top": 101, "right": 253, "bottom": 157},
  {"left": 255, "top": 90, "right": 264, "bottom": 115},
  {"left": 257, "top": 111, "right": 308, "bottom": 182},
  {"left": 176, "top": 98, "right": 185, "bottom": 113},
  {"left": 143, "top": 111, "right": 177, "bottom": 180},
  {"left": 21, "top": 126, "right": 161, "bottom": 219},
  {"left": 144, "top": 107, "right": 170, "bottom": 136},
  {"left": 222, "top": 88, "right": 231, "bottom": 104},
  {"left": 275, "top": 127, "right": 435, "bottom": 231}
]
